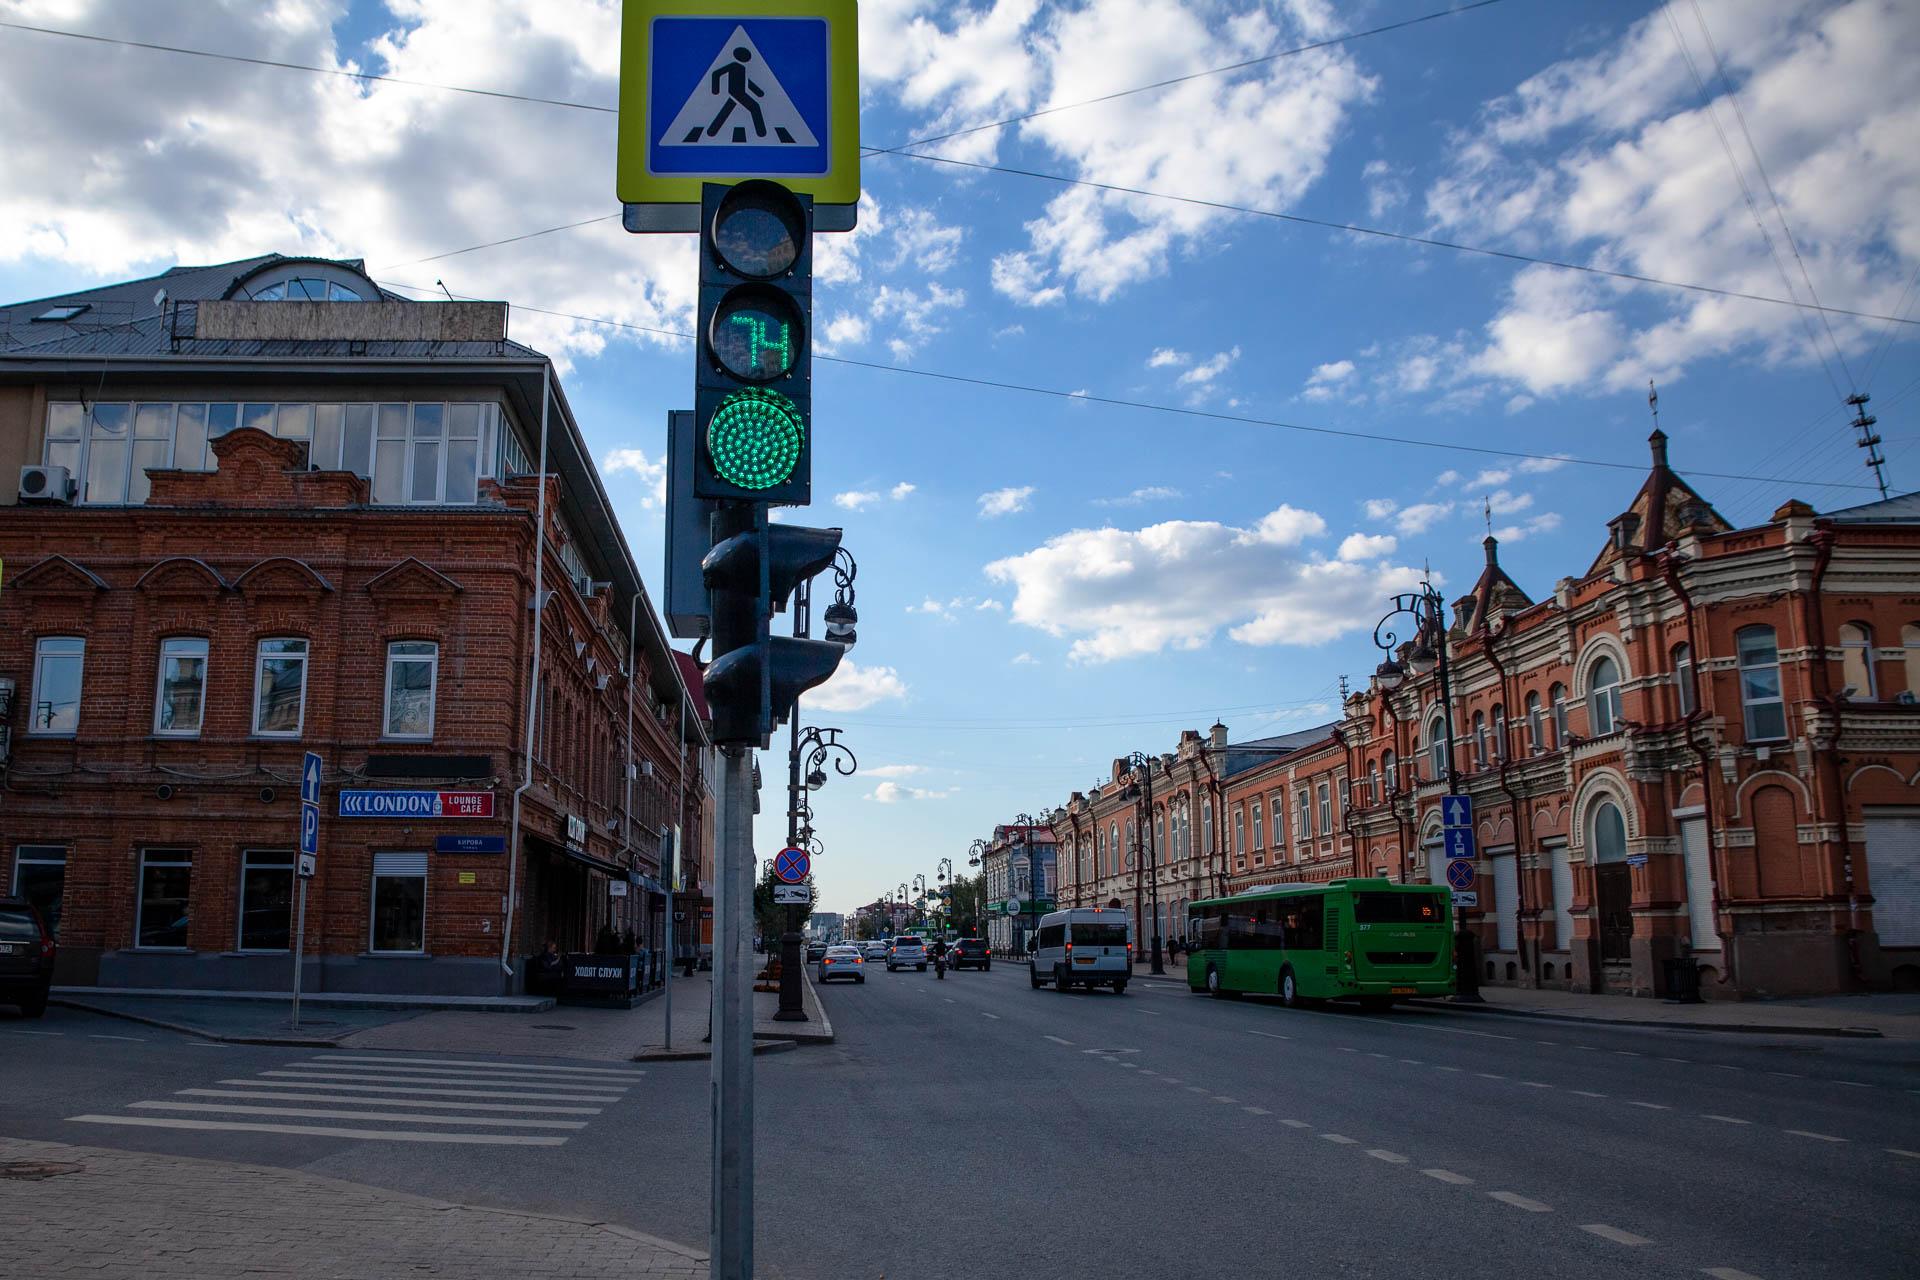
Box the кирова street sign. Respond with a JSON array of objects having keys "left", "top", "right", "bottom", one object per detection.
[{"left": 618, "top": 0, "right": 860, "bottom": 231}]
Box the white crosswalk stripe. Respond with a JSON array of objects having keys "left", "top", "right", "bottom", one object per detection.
[{"left": 66, "top": 1054, "right": 641, "bottom": 1147}]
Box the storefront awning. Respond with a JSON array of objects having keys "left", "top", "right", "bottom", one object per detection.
[{"left": 527, "top": 834, "right": 625, "bottom": 879}]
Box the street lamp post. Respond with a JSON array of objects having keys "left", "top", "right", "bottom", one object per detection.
[
  {"left": 936, "top": 857, "right": 954, "bottom": 933},
  {"left": 1013, "top": 812, "right": 1041, "bottom": 960},
  {"left": 1124, "top": 753, "right": 1166, "bottom": 976},
  {"left": 967, "top": 838, "right": 989, "bottom": 950},
  {"left": 1372, "top": 577, "right": 1482, "bottom": 1003}
]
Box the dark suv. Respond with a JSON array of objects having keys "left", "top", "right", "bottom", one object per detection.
[
  {"left": 949, "top": 938, "right": 991, "bottom": 971},
  {"left": 0, "top": 899, "right": 56, "bottom": 1018}
]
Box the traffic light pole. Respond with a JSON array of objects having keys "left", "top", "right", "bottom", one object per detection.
[
  {"left": 710, "top": 744, "right": 755, "bottom": 1280},
  {"left": 777, "top": 698, "right": 807, "bottom": 1022}
]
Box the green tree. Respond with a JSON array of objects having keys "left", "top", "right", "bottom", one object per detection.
[{"left": 753, "top": 861, "right": 813, "bottom": 944}]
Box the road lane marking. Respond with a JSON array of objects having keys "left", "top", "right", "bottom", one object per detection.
[
  {"left": 1136, "top": 1009, "right": 1161, "bottom": 1015},
  {"left": 1140, "top": 1069, "right": 1159, "bottom": 1076},
  {"left": 1319, "top": 1133, "right": 1357, "bottom": 1144},
  {"left": 1833, "top": 1081, "right": 1870, "bottom": 1088},
  {"left": 1161, "top": 1077, "right": 1182, "bottom": 1084},
  {"left": 1422, "top": 1168, "right": 1473, "bottom": 1185},
  {"left": 1519, "top": 1081, "right": 1553, "bottom": 1089},
  {"left": 1365, "top": 1149, "right": 1409, "bottom": 1163},
  {"left": 1659, "top": 1056, "right": 1689, "bottom": 1063},
  {"left": 1247, "top": 1030, "right": 1291, "bottom": 1040},
  {"left": 1702, "top": 1115, "right": 1752, "bottom": 1125},
  {"left": 4, "top": 1029, "right": 64, "bottom": 1037},
  {"left": 1118, "top": 1063, "right": 1136, "bottom": 1069},
  {"left": 1436, "top": 1065, "right": 1462, "bottom": 1073},
  {"left": 1613, "top": 1050, "right": 1642, "bottom": 1057},
  {"left": 1767, "top": 1071, "right": 1803, "bottom": 1079},
  {"left": 1186, "top": 1085, "right": 1209, "bottom": 1093},
  {"left": 1535, "top": 1040, "right": 1558, "bottom": 1046},
  {"left": 1626, "top": 1101, "right": 1671, "bottom": 1110},
  {"left": 943, "top": 998, "right": 956, "bottom": 1004},
  {"left": 214, "top": 1080, "right": 620, "bottom": 1103},
  {"left": 1785, "top": 1129, "right": 1846, "bottom": 1143},
  {"left": 1243, "top": 1106, "right": 1271, "bottom": 1115},
  {"left": 1279, "top": 1119, "right": 1311, "bottom": 1129},
  {"left": 1887, "top": 1148, "right": 1920, "bottom": 1159},
  {"left": 1043, "top": 1035, "right": 1074, "bottom": 1046},
  {"left": 264, "top": 1069, "right": 628, "bottom": 1091},
  {"left": 132, "top": 1102, "right": 586, "bottom": 1129},
  {"left": 89, "top": 1034, "right": 145, "bottom": 1042},
  {"left": 1210, "top": 1095, "right": 1235, "bottom": 1103},
  {"left": 1338, "top": 1047, "right": 1358, "bottom": 1053},
  {"left": 328, "top": 1056, "right": 644, "bottom": 1077},
  {"left": 1580, "top": 1224, "right": 1653, "bottom": 1246},
  {"left": 178, "top": 1089, "right": 600, "bottom": 1114},
  {"left": 1398, "top": 1058, "right": 1422, "bottom": 1065},
  {"left": 1489, "top": 1192, "right": 1551, "bottom": 1213},
  {"left": 66, "top": 1114, "right": 566, "bottom": 1145},
  {"left": 1475, "top": 1072, "right": 1505, "bottom": 1080},
  {"left": 1703, "top": 1269, "right": 1765, "bottom": 1280},
  {"left": 299, "top": 1061, "right": 631, "bottom": 1081},
  {"left": 1367, "top": 1052, "right": 1389, "bottom": 1059},
  {"left": 981, "top": 1013, "right": 1001, "bottom": 1020},
  {"left": 1572, "top": 1090, "right": 1607, "bottom": 1098}
]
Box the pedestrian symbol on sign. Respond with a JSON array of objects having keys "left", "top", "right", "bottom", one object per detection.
[{"left": 661, "top": 26, "right": 819, "bottom": 148}]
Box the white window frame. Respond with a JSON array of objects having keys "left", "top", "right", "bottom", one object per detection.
[
  {"left": 1589, "top": 657, "right": 1623, "bottom": 736},
  {"left": 29, "top": 636, "right": 85, "bottom": 737},
  {"left": 235, "top": 850, "right": 296, "bottom": 953},
  {"left": 1673, "top": 644, "right": 1695, "bottom": 718},
  {"left": 383, "top": 640, "right": 439, "bottom": 740},
  {"left": 369, "top": 851, "right": 429, "bottom": 955},
  {"left": 1251, "top": 799, "right": 1263, "bottom": 850},
  {"left": 1317, "top": 782, "right": 1332, "bottom": 835},
  {"left": 1550, "top": 685, "right": 1568, "bottom": 748},
  {"left": 252, "top": 637, "right": 310, "bottom": 737},
  {"left": 135, "top": 848, "right": 194, "bottom": 951},
  {"left": 1297, "top": 787, "right": 1312, "bottom": 840},
  {"left": 1839, "top": 622, "right": 1877, "bottom": 701},
  {"left": 154, "top": 636, "right": 209, "bottom": 737},
  {"left": 1737, "top": 626, "right": 1788, "bottom": 742},
  {"left": 1526, "top": 693, "right": 1543, "bottom": 754}
]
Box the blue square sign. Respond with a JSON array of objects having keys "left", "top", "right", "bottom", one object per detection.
[
  {"left": 646, "top": 17, "right": 831, "bottom": 178},
  {"left": 1441, "top": 794, "right": 1473, "bottom": 829},
  {"left": 1444, "top": 827, "right": 1476, "bottom": 861},
  {"left": 301, "top": 751, "right": 323, "bottom": 808},
  {"left": 299, "top": 802, "right": 320, "bottom": 858}
]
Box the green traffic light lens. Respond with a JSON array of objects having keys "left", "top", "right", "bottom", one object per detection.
[{"left": 707, "top": 387, "right": 805, "bottom": 490}]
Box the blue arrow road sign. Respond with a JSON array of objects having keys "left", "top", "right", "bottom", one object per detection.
[
  {"left": 1441, "top": 793, "right": 1473, "bottom": 829},
  {"left": 1446, "top": 858, "right": 1476, "bottom": 891},
  {"left": 1444, "top": 827, "right": 1476, "bottom": 861},
  {"left": 774, "top": 846, "right": 810, "bottom": 884},
  {"left": 301, "top": 751, "right": 323, "bottom": 807}
]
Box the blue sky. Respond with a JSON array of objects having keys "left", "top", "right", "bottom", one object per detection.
[{"left": 2, "top": 0, "right": 1915, "bottom": 915}]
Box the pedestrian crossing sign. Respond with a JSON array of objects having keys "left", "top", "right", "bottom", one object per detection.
[{"left": 618, "top": 0, "right": 860, "bottom": 232}]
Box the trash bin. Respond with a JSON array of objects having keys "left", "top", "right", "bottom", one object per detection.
[{"left": 1662, "top": 955, "right": 1702, "bottom": 1003}]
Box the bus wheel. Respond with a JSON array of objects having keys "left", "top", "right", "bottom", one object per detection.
[{"left": 1280, "top": 967, "right": 1301, "bottom": 1008}]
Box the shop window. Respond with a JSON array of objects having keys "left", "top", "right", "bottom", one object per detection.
[
  {"left": 237, "top": 851, "right": 294, "bottom": 952},
  {"left": 384, "top": 641, "right": 438, "bottom": 739},
  {"left": 30, "top": 637, "right": 84, "bottom": 736},
  {"left": 137, "top": 849, "right": 193, "bottom": 949},
  {"left": 11, "top": 846, "right": 66, "bottom": 939},
  {"left": 253, "top": 637, "right": 309, "bottom": 736},
  {"left": 154, "top": 636, "right": 208, "bottom": 736},
  {"left": 371, "top": 851, "right": 428, "bottom": 954}
]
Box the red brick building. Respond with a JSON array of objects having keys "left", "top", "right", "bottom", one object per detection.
[
  {"left": 0, "top": 254, "right": 711, "bottom": 996},
  {"left": 1047, "top": 432, "right": 1920, "bottom": 999}
]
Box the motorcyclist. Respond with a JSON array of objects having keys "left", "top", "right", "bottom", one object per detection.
[{"left": 931, "top": 936, "right": 948, "bottom": 977}]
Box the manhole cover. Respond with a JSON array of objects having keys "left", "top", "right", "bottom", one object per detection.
[
  {"left": 533, "top": 1024, "right": 578, "bottom": 1031},
  {"left": 0, "top": 1160, "right": 84, "bottom": 1181}
]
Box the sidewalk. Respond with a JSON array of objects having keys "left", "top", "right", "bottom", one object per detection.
[
  {"left": 1409, "top": 984, "right": 1920, "bottom": 1039},
  {"left": 48, "top": 989, "right": 549, "bottom": 1047},
  {"left": 0, "top": 1135, "right": 705, "bottom": 1279},
  {"left": 338, "top": 969, "right": 833, "bottom": 1062}
]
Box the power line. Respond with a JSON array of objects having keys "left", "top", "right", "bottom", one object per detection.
[
  {"left": 13, "top": 9, "right": 1916, "bottom": 333},
  {"left": 883, "top": 149, "right": 1920, "bottom": 330},
  {"left": 378, "top": 276, "right": 1879, "bottom": 492},
  {"left": 0, "top": 18, "right": 618, "bottom": 113},
  {"left": 861, "top": 0, "right": 1511, "bottom": 159}
]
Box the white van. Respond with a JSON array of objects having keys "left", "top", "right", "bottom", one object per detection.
[{"left": 1029, "top": 907, "right": 1133, "bottom": 993}]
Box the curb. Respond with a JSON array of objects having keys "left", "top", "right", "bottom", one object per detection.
[
  {"left": 1403, "top": 997, "right": 1886, "bottom": 1039},
  {"left": 51, "top": 985, "right": 556, "bottom": 1013},
  {"left": 49, "top": 996, "right": 347, "bottom": 1047},
  {"left": 633, "top": 1039, "right": 798, "bottom": 1062}
]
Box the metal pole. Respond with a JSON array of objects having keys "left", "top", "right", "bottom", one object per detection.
[
  {"left": 1430, "top": 587, "right": 1482, "bottom": 1004},
  {"left": 290, "top": 875, "right": 308, "bottom": 1028},
  {"left": 710, "top": 745, "right": 755, "bottom": 1280},
  {"left": 1146, "top": 769, "right": 1164, "bottom": 975}
]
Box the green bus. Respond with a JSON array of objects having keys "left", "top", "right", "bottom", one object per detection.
[{"left": 1185, "top": 878, "right": 1454, "bottom": 1008}]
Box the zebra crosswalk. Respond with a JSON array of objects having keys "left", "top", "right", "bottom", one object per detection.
[{"left": 68, "top": 1053, "right": 646, "bottom": 1146}]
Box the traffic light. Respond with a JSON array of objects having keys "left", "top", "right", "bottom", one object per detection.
[
  {"left": 700, "top": 508, "right": 848, "bottom": 745},
  {"left": 695, "top": 180, "right": 813, "bottom": 504}
]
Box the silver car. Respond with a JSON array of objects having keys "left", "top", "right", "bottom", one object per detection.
[
  {"left": 817, "top": 944, "right": 867, "bottom": 983},
  {"left": 862, "top": 939, "right": 889, "bottom": 962},
  {"left": 885, "top": 936, "right": 928, "bottom": 971}
]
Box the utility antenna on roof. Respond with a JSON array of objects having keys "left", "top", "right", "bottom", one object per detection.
[
  {"left": 1648, "top": 378, "right": 1660, "bottom": 430},
  {"left": 1483, "top": 496, "right": 1492, "bottom": 538},
  {"left": 1846, "top": 393, "right": 1890, "bottom": 500},
  {"left": 435, "top": 278, "right": 455, "bottom": 302}
]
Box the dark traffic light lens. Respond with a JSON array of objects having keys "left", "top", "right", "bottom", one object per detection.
[
  {"left": 712, "top": 182, "right": 805, "bottom": 278},
  {"left": 710, "top": 286, "right": 803, "bottom": 382},
  {"left": 707, "top": 387, "right": 805, "bottom": 490}
]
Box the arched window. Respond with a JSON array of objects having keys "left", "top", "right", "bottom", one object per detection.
[
  {"left": 1251, "top": 799, "right": 1264, "bottom": 849},
  {"left": 1202, "top": 802, "right": 1214, "bottom": 855},
  {"left": 1672, "top": 642, "right": 1695, "bottom": 718},
  {"left": 1591, "top": 799, "right": 1627, "bottom": 862},
  {"left": 1525, "top": 692, "right": 1542, "bottom": 754},
  {"left": 1491, "top": 704, "right": 1506, "bottom": 762},
  {"left": 1550, "top": 683, "right": 1569, "bottom": 747},
  {"left": 1737, "top": 625, "right": 1787, "bottom": 741},
  {"left": 1109, "top": 822, "right": 1119, "bottom": 876},
  {"left": 1589, "top": 656, "right": 1623, "bottom": 736},
  {"left": 1471, "top": 711, "right": 1487, "bottom": 769},
  {"left": 252, "top": 276, "right": 364, "bottom": 301},
  {"left": 1155, "top": 809, "right": 1166, "bottom": 856},
  {"left": 1382, "top": 749, "right": 1397, "bottom": 794},
  {"left": 1839, "top": 622, "right": 1876, "bottom": 700},
  {"left": 1367, "top": 760, "right": 1380, "bottom": 804},
  {"left": 1427, "top": 711, "right": 1448, "bottom": 780}
]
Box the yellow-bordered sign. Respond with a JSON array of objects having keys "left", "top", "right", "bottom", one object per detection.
[{"left": 617, "top": 0, "right": 860, "bottom": 231}]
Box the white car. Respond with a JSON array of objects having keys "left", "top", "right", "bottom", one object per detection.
[
  {"left": 862, "top": 939, "right": 889, "bottom": 962},
  {"left": 885, "top": 936, "right": 928, "bottom": 971},
  {"left": 817, "top": 945, "right": 866, "bottom": 983}
]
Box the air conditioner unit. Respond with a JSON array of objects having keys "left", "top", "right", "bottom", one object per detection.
[{"left": 18, "top": 465, "right": 75, "bottom": 504}]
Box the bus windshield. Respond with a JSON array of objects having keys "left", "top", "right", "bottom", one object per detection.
[{"left": 1353, "top": 893, "right": 1446, "bottom": 925}]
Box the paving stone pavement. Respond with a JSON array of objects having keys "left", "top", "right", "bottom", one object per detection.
[{"left": 0, "top": 1136, "right": 707, "bottom": 1279}]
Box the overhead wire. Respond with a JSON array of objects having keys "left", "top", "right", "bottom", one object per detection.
[{"left": 378, "top": 276, "right": 1878, "bottom": 493}]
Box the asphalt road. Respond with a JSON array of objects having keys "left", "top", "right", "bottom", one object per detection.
[{"left": 4, "top": 970, "right": 1917, "bottom": 1280}]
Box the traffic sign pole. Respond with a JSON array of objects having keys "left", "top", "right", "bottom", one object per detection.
[{"left": 292, "top": 751, "right": 322, "bottom": 1029}]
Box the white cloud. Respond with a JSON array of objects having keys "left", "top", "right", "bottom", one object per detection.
[
  {"left": 1465, "top": 469, "right": 1512, "bottom": 489},
  {"left": 1362, "top": 157, "right": 1408, "bottom": 219},
  {"left": 1433, "top": 469, "right": 1462, "bottom": 488},
  {"left": 834, "top": 490, "right": 880, "bottom": 511},
  {"left": 870, "top": 781, "right": 952, "bottom": 803},
  {"left": 989, "top": 250, "right": 1065, "bottom": 307},
  {"left": 1147, "top": 348, "right": 1190, "bottom": 368},
  {"left": 808, "top": 660, "right": 908, "bottom": 712},
  {"left": 978, "top": 485, "right": 1035, "bottom": 518},
  {"left": 1301, "top": 358, "right": 1357, "bottom": 401},
  {"left": 1505, "top": 395, "right": 1536, "bottom": 415},
  {"left": 1395, "top": 502, "right": 1455, "bottom": 535},
  {"left": 1337, "top": 532, "right": 1398, "bottom": 561},
  {"left": 863, "top": 764, "right": 926, "bottom": 779},
  {"left": 868, "top": 281, "right": 966, "bottom": 359},
  {"left": 1093, "top": 485, "right": 1183, "bottom": 507},
  {"left": 1011, "top": 652, "right": 1039, "bottom": 665},
  {"left": 907, "top": 597, "right": 955, "bottom": 618},
  {"left": 1486, "top": 489, "right": 1534, "bottom": 516},
  {"left": 1362, "top": 497, "right": 1399, "bottom": 520},
  {"left": 601, "top": 447, "right": 666, "bottom": 509},
  {"left": 883, "top": 206, "right": 966, "bottom": 274},
  {"left": 890, "top": 482, "right": 917, "bottom": 500},
  {"left": 984, "top": 504, "right": 1423, "bottom": 662},
  {"left": 1517, "top": 454, "right": 1571, "bottom": 474},
  {"left": 1176, "top": 346, "right": 1240, "bottom": 387},
  {"left": 823, "top": 313, "right": 871, "bottom": 348},
  {"left": 1487, "top": 511, "right": 1564, "bottom": 544}
]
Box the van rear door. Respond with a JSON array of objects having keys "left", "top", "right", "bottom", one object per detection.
[{"left": 1070, "top": 920, "right": 1129, "bottom": 969}]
